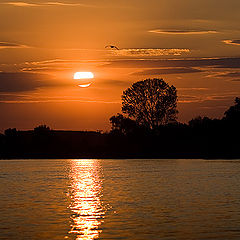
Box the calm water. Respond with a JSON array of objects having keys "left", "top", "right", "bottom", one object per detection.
[{"left": 0, "top": 159, "right": 240, "bottom": 240}]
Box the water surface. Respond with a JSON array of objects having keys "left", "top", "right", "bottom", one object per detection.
[{"left": 0, "top": 159, "right": 240, "bottom": 240}]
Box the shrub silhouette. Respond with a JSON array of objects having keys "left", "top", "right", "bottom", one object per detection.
[
  {"left": 4, "top": 128, "right": 18, "bottom": 137},
  {"left": 34, "top": 125, "right": 51, "bottom": 134},
  {"left": 110, "top": 113, "right": 138, "bottom": 135}
]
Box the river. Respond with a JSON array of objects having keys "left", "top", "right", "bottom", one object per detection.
[{"left": 0, "top": 159, "right": 240, "bottom": 240}]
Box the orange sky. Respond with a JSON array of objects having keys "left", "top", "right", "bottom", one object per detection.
[{"left": 0, "top": 0, "right": 240, "bottom": 131}]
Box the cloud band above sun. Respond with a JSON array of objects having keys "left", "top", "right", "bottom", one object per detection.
[{"left": 109, "top": 48, "right": 190, "bottom": 57}]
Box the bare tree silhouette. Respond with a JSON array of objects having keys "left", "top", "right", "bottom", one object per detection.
[{"left": 121, "top": 78, "right": 178, "bottom": 129}]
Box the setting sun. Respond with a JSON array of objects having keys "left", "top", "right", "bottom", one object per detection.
[
  {"left": 74, "top": 72, "right": 94, "bottom": 80},
  {"left": 79, "top": 83, "right": 92, "bottom": 88}
]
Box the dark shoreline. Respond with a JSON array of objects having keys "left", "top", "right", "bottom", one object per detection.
[
  {"left": 1, "top": 155, "right": 239, "bottom": 160},
  {"left": 1, "top": 113, "right": 240, "bottom": 161}
]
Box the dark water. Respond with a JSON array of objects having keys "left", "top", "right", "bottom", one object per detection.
[{"left": 0, "top": 159, "right": 240, "bottom": 240}]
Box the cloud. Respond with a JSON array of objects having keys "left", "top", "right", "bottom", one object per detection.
[
  {"left": 21, "top": 67, "right": 71, "bottom": 72},
  {"left": 223, "top": 40, "right": 240, "bottom": 46},
  {"left": 24, "top": 59, "right": 100, "bottom": 66},
  {"left": 0, "top": 41, "right": 29, "bottom": 49},
  {"left": 216, "top": 71, "right": 240, "bottom": 78},
  {"left": 20, "top": 59, "right": 101, "bottom": 73},
  {"left": 205, "top": 94, "right": 239, "bottom": 101},
  {"left": 178, "top": 88, "right": 208, "bottom": 91},
  {"left": 3, "top": 1, "right": 94, "bottom": 7},
  {"left": 178, "top": 95, "right": 202, "bottom": 103},
  {"left": 44, "top": 2, "right": 90, "bottom": 6},
  {"left": 4, "top": 1, "right": 37, "bottom": 6},
  {"left": 0, "top": 100, "right": 120, "bottom": 104},
  {"left": 0, "top": 93, "right": 121, "bottom": 104},
  {"left": 0, "top": 72, "right": 61, "bottom": 92},
  {"left": 132, "top": 67, "right": 202, "bottom": 76},
  {"left": 25, "top": 59, "right": 80, "bottom": 65},
  {"left": 230, "top": 79, "right": 240, "bottom": 82},
  {"left": 149, "top": 29, "right": 218, "bottom": 35},
  {"left": 178, "top": 93, "right": 238, "bottom": 104},
  {"left": 108, "top": 48, "right": 190, "bottom": 57},
  {"left": 102, "top": 57, "right": 240, "bottom": 69},
  {"left": 100, "top": 79, "right": 130, "bottom": 86}
]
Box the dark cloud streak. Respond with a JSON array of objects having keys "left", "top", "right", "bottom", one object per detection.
[
  {"left": 0, "top": 72, "right": 61, "bottom": 92},
  {"left": 149, "top": 29, "right": 218, "bottom": 34},
  {"left": 0, "top": 41, "right": 28, "bottom": 49},
  {"left": 102, "top": 57, "right": 240, "bottom": 69},
  {"left": 223, "top": 40, "right": 240, "bottom": 46}
]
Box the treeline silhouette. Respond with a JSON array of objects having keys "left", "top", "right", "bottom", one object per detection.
[{"left": 0, "top": 97, "right": 239, "bottom": 159}]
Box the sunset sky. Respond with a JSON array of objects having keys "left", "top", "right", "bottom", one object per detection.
[{"left": 1, "top": 0, "right": 240, "bottom": 131}]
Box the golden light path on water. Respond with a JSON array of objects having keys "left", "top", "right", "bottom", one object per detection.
[{"left": 68, "top": 160, "right": 105, "bottom": 240}]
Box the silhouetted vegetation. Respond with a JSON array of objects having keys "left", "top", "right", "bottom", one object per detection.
[
  {"left": 107, "top": 94, "right": 240, "bottom": 159},
  {"left": 110, "top": 113, "right": 141, "bottom": 136},
  {"left": 122, "top": 78, "right": 178, "bottom": 129},
  {"left": 0, "top": 79, "right": 240, "bottom": 159},
  {"left": 223, "top": 97, "right": 240, "bottom": 123}
]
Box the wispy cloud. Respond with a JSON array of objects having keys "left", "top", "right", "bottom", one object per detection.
[
  {"left": 99, "top": 79, "right": 130, "bottom": 87},
  {"left": 4, "top": 1, "right": 94, "bottom": 7},
  {"left": 230, "top": 79, "right": 240, "bottom": 82},
  {"left": 132, "top": 67, "right": 202, "bottom": 76},
  {"left": 178, "top": 95, "right": 203, "bottom": 103},
  {"left": 0, "top": 41, "right": 29, "bottom": 49},
  {"left": 24, "top": 59, "right": 100, "bottom": 66},
  {"left": 210, "top": 71, "right": 240, "bottom": 82},
  {"left": 21, "top": 67, "right": 72, "bottom": 72},
  {"left": 178, "top": 88, "right": 209, "bottom": 91},
  {"left": 4, "top": 1, "right": 37, "bottom": 6},
  {"left": 0, "top": 93, "right": 121, "bottom": 104},
  {"left": 108, "top": 48, "right": 190, "bottom": 57},
  {"left": 0, "top": 99, "right": 121, "bottom": 104},
  {"left": 21, "top": 58, "right": 100, "bottom": 73},
  {"left": 178, "top": 93, "right": 238, "bottom": 104},
  {"left": 44, "top": 2, "right": 90, "bottom": 6},
  {"left": 149, "top": 29, "right": 218, "bottom": 35},
  {"left": 216, "top": 71, "right": 240, "bottom": 78},
  {"left": 223, "top": 40, "right": 240, "bottom": 46}
]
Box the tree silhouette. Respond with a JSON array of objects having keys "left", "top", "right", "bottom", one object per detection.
[
  {"left": 34, "top": 125, "right": 51, "bottom": 134},
  {"left": 188, "top": 116, "right": 212, "bottom": 128},
  {"left": 110, "top": 113, "right": 138, "bottom": 135},
  {"left": 224, "top": 97, "right": 240, "bottom": 123},
  {"left": 121, "top": 78, "right": 178, "bottom": 129},
  {"left": 4, "top": 128, "right": 18, "bottom": 137}
]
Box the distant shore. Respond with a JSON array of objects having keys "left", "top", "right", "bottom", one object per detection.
[{"left": 1, "top": 153, "right": 239, "bottom": 160}]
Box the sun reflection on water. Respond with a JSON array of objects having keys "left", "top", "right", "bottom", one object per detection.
[{"left": 68, "top": 159, "right": 104, "bottom": 240}]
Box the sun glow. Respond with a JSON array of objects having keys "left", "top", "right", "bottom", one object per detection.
[{"left": 74, "top": 72, "right": 94, "bottom": 80}]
